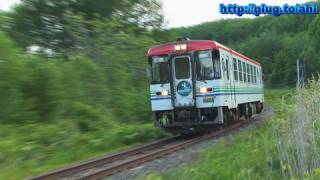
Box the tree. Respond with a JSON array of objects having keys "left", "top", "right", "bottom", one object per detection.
[{"left": 5, "top": 0, "right": 163, "bottom": 57}]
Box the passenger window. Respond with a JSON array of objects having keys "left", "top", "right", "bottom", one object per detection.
[
  {"left": 233, "top": 58, "right": 238, "bottom": 81},
  {"left": 242, "top": 62, "right": 247, "bottom": 82},
  {"left": 254, "top": 67, "right": 257, "bottom": 84},
  {"left": 250, "top": 65, "right": 253, "bottom": 84},
  {"left": 257, "top": 69, "right": 260, "bottom": 84},
  {"left": 247, "top": 63, "right": 250, "bottom": 83},
  {"left": 238, "top": 60, "right": 242, "bottom": 81},
  {"left": 225, "top": 58, "right": 229, "bottom": 80}
]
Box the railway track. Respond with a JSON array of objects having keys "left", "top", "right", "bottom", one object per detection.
[{"left": 29, "top": 117, "right": 258, "bottom": 180}]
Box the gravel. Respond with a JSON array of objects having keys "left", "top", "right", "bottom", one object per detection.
[{"left": 108, "top": 106, "right": 274, "bottom": 180}]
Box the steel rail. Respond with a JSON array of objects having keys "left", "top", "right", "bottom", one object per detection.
[
  {"left": 82, "top": 119, "right": 251, "bottom": 180},
  {"left": 29, "top": 136, "right": 180, "bottom": 180},
  {"left": 29, "top": 117, "right": 257, "bottom": 180}
]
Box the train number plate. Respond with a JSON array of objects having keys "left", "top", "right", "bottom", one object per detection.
[{"left": 203, "top": 97, "right": 215, "bottom": 103}]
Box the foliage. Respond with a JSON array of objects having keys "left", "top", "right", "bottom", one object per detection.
[
  {"left": 0, "top": 27, "right": 156, "bottom": 123},
  {"left": 276, "top": 79, "right": 320, "bottom": 178},
  {"left": 0, "top": 1, "right": 167, "bottom": 176},
  {"left": 3, "top": 0, "right": 163, "bottom": 57},
  {"left": 0, "top": 121, "right": 166, "bottom": 179}
]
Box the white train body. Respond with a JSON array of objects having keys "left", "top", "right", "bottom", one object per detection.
[{"left": 148, "top": 40, "right": 264, "bottom": 133}]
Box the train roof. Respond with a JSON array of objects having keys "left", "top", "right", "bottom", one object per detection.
[{"left": 147, "top": 40, "right": 261, "bottom": 66}]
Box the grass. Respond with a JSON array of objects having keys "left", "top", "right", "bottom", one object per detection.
[
  {"left": 2, "top": 85, "right": 320, "bottom": 180},
  {"left": 145, "top": 86, "right": 320, "bottom": 180},
  {"left": 0, "top": 120, "right": 167, "bottom": 180},
  {"left": 275, "top": 81, "right": 320, "bottom": 178}
]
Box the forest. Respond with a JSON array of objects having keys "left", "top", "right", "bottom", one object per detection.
[
  {"left": 0, "top": 0, "right": 319, "bottom": 179},
  {"left": 0, "top": 0, "right": 165, "bottom": 124}
]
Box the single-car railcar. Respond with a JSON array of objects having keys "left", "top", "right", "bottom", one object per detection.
[{"left": 148, "top": 38, "right": 264, "bottom": 134}]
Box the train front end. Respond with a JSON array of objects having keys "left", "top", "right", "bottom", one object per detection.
[{"left": 148, "top": 40, "right": 224, "bottom": 134}]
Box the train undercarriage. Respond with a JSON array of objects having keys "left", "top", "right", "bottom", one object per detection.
[{"left": 154, "top": 101, "right": 263, "bottom": 134}]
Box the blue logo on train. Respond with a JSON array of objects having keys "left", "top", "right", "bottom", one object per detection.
[{"left": 177, "top": 81, "right": 192, "bottom": 97}]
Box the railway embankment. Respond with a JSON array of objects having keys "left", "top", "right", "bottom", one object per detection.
[
  {"left": 141, "top": 86, "right": 320, "bottom": 180},
  {"left": 112, "top": 105, "right": 274, "bottom": 180}
]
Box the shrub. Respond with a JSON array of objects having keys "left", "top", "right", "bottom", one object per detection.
[{"left": 72, "top": 102, "right": 102, "bottom": 132}]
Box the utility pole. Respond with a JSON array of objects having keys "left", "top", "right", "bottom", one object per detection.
[
  {"left": 301, "top": 60, "right": 304, "bottom": 87},
  {"left": 297, "top": 59, "right": 300, "bottom": 91},
  {"left": 296, "top": 59, "right": 305, "bottom": 91}
]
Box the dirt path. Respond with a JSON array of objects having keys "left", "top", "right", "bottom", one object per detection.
[{"left": 109, "top": 106, "right": 274, "bottom": 180}]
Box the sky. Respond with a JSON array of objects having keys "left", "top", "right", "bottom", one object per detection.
[
  {"left": 0, "top": 0, "right": 20, "bottom": 11},
  {"left": 161, "top": 0, "right": 312, "bottom": 27},
  {"left": 0, "top": 0, "right": 313, "bottom": 28}
]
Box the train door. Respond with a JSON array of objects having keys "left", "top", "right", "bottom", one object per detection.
[
  {"left": 221, "top": 52, "right": 233, "bottom": 107},
  {"left": 172, "top": 55, "right": 195, "bottom": 107}
]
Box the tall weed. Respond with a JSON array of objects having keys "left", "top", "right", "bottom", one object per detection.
[{"left": 276, "top": 79, "right": 320, "bottom": 178}]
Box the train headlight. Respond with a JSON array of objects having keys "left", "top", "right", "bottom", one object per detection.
[
  {"left": 200, "top": 87, "right": 213, "bottom": 93},
  {"left": 174, "top": 44, "right": 187, "bottom": 51},
  {"left": 161, "top": 90, "right": 169, "bottom": 96},
  {"left": 200, "top": 87, "right": 207, "bottom": 93}
]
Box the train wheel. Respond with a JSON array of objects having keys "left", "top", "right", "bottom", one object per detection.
[
  {"left": 256, "top": 102, "right": 263, "bottom": 113},
  {"left": 227, "top": 109, "right": 234, "bottom": 123},
  {"left": 233, "top": 108, "right": 240, "bottom": 121},
  {"left": 244, "top": 104, "right": 250, "bottom": 120},
  {"left": 248, "top": 103, "right": 253, "bottom": 118},
  {"left": 222, "top": 107, "right": 234, "bottom": 125}
]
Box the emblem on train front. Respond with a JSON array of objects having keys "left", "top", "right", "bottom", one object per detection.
[{"left": 177, "top": 81, "right": 192, "bottom": 97}]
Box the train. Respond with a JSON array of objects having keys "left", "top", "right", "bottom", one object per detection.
[{"left": 148, "top": 38, "right": 264, "bottom": 134}]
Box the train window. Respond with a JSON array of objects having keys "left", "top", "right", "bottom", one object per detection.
[
  {"left": 259, "top": 69, "right": 261, "bottom": 84},
  {"left": 225, "top": 58, "right": 229, "bottom": 80},
  {"left": 238, "top": 60, "right": 242, "bottom": 81},
  {"left": 247, "top": 63, "right": 251, "bottom": 83},
  {"left": 256, "top": 68, "right": 258, "bottom": 84},
  {"left": 250, "top": 65, "right": 254, "bottom": 84},
  {"left": 242, "top": 62, "right": 247, "bottom": 82},
  {"left": 175, "top": 56, "right": 190, "bottom": 79},
  {"left": 254, "top": 67, "right": 257, "bottom": 84},
  {"left": 233, "top": 58, "right": 238, "bottom": 81},
  {"left": 258, "top": 69, "right": 261, "bottom": 84},
  {"left": 195, "top": 51, "right": 214, "bottom": 80},
  {"left": 257, "top": 69, "right": 260, "bottom": 84},
  {"left": 212, "top": 50, "right": 221, "bottom": 79},
  {"left": 151, "top": 56, "right": 169, "bottom": 84}
]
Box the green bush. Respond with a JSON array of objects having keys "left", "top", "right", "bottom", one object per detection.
[
  {"left": 116, "top": 124, "right": 166, "bottom": 144},
  {"left": 72, "top": 102, "right": 103, "bottom": 132},
  {"left": 73, "top": 102, "right": 101, "bottom": 121}
]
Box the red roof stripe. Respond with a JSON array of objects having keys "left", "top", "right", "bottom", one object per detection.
[{"left": 147, "top": 40, "right": 261, "bottom": 66}]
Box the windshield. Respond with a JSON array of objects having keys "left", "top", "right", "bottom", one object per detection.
[
  {"left": 196, "top": 51, "right": 214, "bottom": 80},
  {"left": 196, "top": 50, "right": 221, "bottom": 80},
  {"left": 175, "top": 56, "right": 190, "bottom": 79},
  {"left": 151, "top": 56, "right": 169, "bottom": 84}
]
